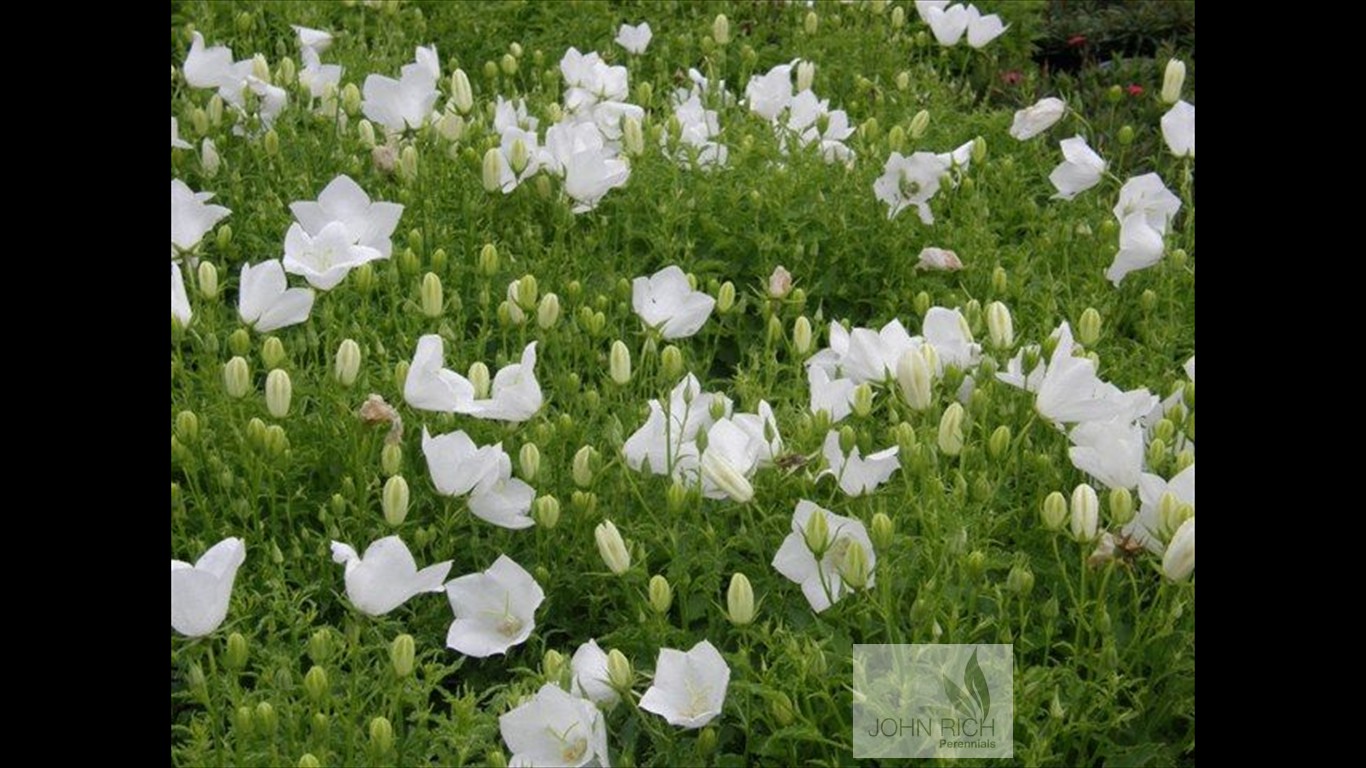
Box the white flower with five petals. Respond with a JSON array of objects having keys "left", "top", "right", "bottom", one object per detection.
[
  {"left": 819, "top": 431, "right": 900, "bottom": 496},
  {"left": 445, "top": 555, "right": 543, "bottom": 657},
  {"left": 171, "top": 537, "right": 246, "bottom": 637},
  {"left": 640, "top": 640, "right": 730, "bottom": 729},
  {"left": 501, "top": 683, "right": 611, "bottom": 767},
  {"left": 772, "top": 501, "right": 875, "bottom": 612},
  {"left": 632, "top": 266, "right": 716, "bottom": 339},
  {"left": 238, "top": 260, "right": 314, "bottom": 332}
]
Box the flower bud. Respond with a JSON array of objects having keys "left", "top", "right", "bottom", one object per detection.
[
  {"left": 606, "top": 649, "right": 633, "bottom": 692},
  {"left": 226, "top": 632, "right": 249, "bottom": 670},
  {"left": 474, "top": 244, "right": 499, "bottom": 278},
  {"left": 304, "top": 665, "right": 330, "bottom": 704},
  {"left": 804, "top": 506, "right": 830, "bottom": 554},
  {"left": 394, "top": 359, "right": 410, "bottom": 390},
  {"left": 514, "top": 274, "right": 539, "bottom": 311},
  {"left": 468, "top": 362, "right": 491, "bottom": 399},
  {"left": 648, "top": 574, "right": 673, "bottom": 615},
  {"left": 716, "top": 281, "right": 736, "bottom": 314},
  {"left": 483, "top": 60, "right": 499, "bottom": 80},
  {"left": 1007, "top": 564, "right": 1035, "bottom": 596},
  {"left": 896, "top": 348, "right": 933, "bottom": 410},
  {"left": 804, "top": 10, "right": 819, "bottom": 35},
  {"left": 175, "top": 410, "right": 200, "bottom": 445},
  {"left": 1157, "top": 491, "right": 1182, "bottom": 539},
  {"left": 482, "top": 147, "right": 503, "bottom": 192},
  {"left": 500, "top": 52, "right": 518, "bottom": 76},
  {"left": 369, "top": 717, "right": 393, "bottom": 755},
  {"left": 437, "top": 111, "right": 466, "bottom": 142},
  {"left": 573, "top": 445, "right": 597, "bottom": 487},
  {"left": 200, "top": 137, "right": 221, "bottom": 178},
  {"left": 713, "top": 13, "right": 731, "bottom": 45},
  {"left": 595, "top": 520, "right": 631, "bottom": 575},
  {"left": 1070, "top": 483, "right": 1099, "bottom": 543},
  {"left": 988, "top": 424, "right": 1011, "bottom": 459},
  {"left": 796, "top": 61, "right": 815, "bottom": 93},
  {"left": 702, "top": 449, "right": 754, "bottom": 503},
  {"left": 697, "top": 727, "right": 718, "bottom": 756},
  {"left": 262, "top": 336, "right": 286, "bottom": 369},
  {"left": 1161, "top": 59, "right": 1186, "bottom": 104},
  {"left": 726, "top": 572, "right": 756, "bottom": 626},
  {"left": 1042, "top": 491, "right": 1067, "bottom": 531},
  {"left": 661, "top": 345, "right": 684, "bottom": 380},
  {"left": 451, "top": 69, "right": 474, "bottom": 114},
  {"left": 382, "top": 475, "right": 409, "bottom": 526},
  {"left": 839, "top": 539, "right": 870, "bottom": 588},
  {"left": 1078, "top": 307, "right": 1102, "bottom": 346},
  {"left": 308, "top": 628, "right": 334, "bottom": 664},
  {"left": 1162, "top": 518, "right": 1195, "bottom": 581},
  {"left": 666, "top": 479, "right": 689, "bottom": 513},
  {"left": 299, "top": 756, "right": 320, "bottom": 768},
  {"left": 224, "top": 356, "right": 251, "bottom": 398},
  {"left": 896, "top": 71, "right": 911, "bottom": 91},
  {"left": 1146, "top": 437, "right": 1168, "bottom": 473},
  {"left": 622, "top": 115, "right": 644, "bottom": 157},
  {"left": 891, "top": 5, "right": 906, "bottom": 28},
  {"left": 1174, "top": 448, "right": 1194, "bottom": 474},
  {"left": 887, "top": 124, "right": 906, "bottom": 154},
  {"left": 965, "top": 550, "right": 987, "bottom": 580},
  {"left": 937, "top": 402, "right": 965, "bottom": 456},
  {"left": 263, "top": 129, "right": 280, "bottom": 157},
  {"left": 381, "top": 443, "right": 402, "bottom": 476},
  {"left": 334, "top": 339, "right": 362, "bottom": 386},
  {"left": 255, "top": 701, "right": 277, "bottom": 734},
  {"left": 533, "top": 495, "right": 560, "bottom": 528},
  {"left": 985, "top": 301, "right": 1013, "bottom": 349},
  {"left": 264, "top": 424, "right": 289, "bottom": 456},
  {"left": 417, "top": 271, "right": 444, "bottom": 318},
  {"left": 390, "top": 634, "right": 416, "bottom": 677},
  {"left": 909, "top": 109, "right": 930, "bottom": 140},
  {"left": 603, "top": 340, "right": 632, "bottom": 385},
  {"left": 1099, "top": 489, "right": 1133, "bottom": 530},
  {"left": 266, "top": 368, "right": 292, "bottom": 418},
  {"left": 1118, "top": 124, "right": 1136, "bottom": 146},
  {"left": 789, "top": 316, "right": 814, "bottom": 357}
]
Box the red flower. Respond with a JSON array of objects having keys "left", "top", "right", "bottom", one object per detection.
[
  {"left": 1001, "top": 70, "right": 1023, "bottom": 86},
  {"left": 1067, "top": 34, "right": 1087, "bottom": 47},
  {"left": 1126, "top": 84, "right": 1144, "bottom": 97}
]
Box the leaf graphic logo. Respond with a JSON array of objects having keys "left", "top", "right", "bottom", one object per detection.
[{"left": 941, "top": 648, "right": 991, "bottom": 721}]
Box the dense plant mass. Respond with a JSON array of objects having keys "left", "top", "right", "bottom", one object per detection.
[{"left": 170, "top": 1, "right": 1195, "bottom": 765}]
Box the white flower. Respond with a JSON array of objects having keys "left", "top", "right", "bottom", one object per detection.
[
  {"left": 501, "top": 683, "right": 611, "bottom": 768},
  {"left": 171, "top": 262, "right": 192, "bottom": 327},
  {"left": 640, "top": 640, "right": 730, "bottom": 729},
  {"left": 1124, "top": 463, "right": 1195, "bottom": 553},
  {"left": 1105, "top": 212, "right": 1166, "bottom": 286},
  {"left": 820, "top": 430, "right": 900, "bottom": 496},
  {"left": 182, "top": 33, "right": 287, "bottom": 129},
  {"left": 922, "top": 306, "right": 980, "bottom": 371},
  {"left": 445, "top": 554, "right": 544, "bottom": 657},
  {"left": 571, "top": 639, "right": 620, "bottom": 707},
  {"left": 171, "top": 179, "right": 230, "bottom": 254},
  {"left": 238, "top": 260, "right": 314, "bottom": 332},
  {"left": 1049, "top": 136, "right": 1106, "bottom": 200},
  {"left": 632, "top": 266, "right": 716, "bottom": 339},
  {"left": 1112, "top": 173, "right": 1181, "bottom": 236},
  {"left": 289, "top": 174, "right": 404, "bottom": 258},
  {"left": 422, "top": 429, "right": 535, "bottom": 529},
  {"left": 745, "top": 62, "right": 797, "bottom": 122},
  {"left": 362, "top": 45, "right": 440, "bottom": 133},
  {"left": 1160, "top": 100, "right": 1195, "bottom": 158},
  {"left": 916, "top": 247, "right": 963, "bottom": 271},
  {"left": 1067, "top": 418, "right": 1144, "bottom": 490},
  {"left": 422, "top": 427, "right": 504, "bottom": 496},
  {"left": 299, "top": 47, "right": 343, "bottom": 101},
  {"left": 843, "top": 319, "right": 918, "bottom": 384},
  {"left": 564, "top": 148, "right": 631, "bottom": 214},
  {"left": 1008, "top": 97, "right": 1066, "bottom": 140},
  {"left": 995, "top": 344, "right": 1045, "bottom": 392},
  {"left": 808, "top": 366, "right": 856, "bottom": 423},
  {"left": 183, "top": 32, "right": 237, "bottom": 91},
  {"left": 463, "top": 342, "right": 543, "bottom": 422},
  {"left": 965, "top": 4, "right": 1009, "bottom": 48},
  {"left": 467, "top": 449, "right": 537, "bottom": 529},
  {"left": 171, "top": 117, "right": 191, "bottom": 149},
  {"left": 329, "top": 536, "right": 451, "bottom": 617},
  {"left": 291, "top": 25, "right": 334, "bottom": 54},
  {"left": 772, "top": 500, "right": 876, "bottom": 612},
  {"left": 1035, "top": 322, "right": 1130, "bottom": 425},
  {"left": 1162, "top": 517, "right": 1195, "bottom": 581},
  {"left": 404, "top": 335, "right": 476, "bottom": 413},
  {"left": 171, "top": 537, "right": 245, "bottom": 637},
  {"left": 731, "top": 400, "right": 783, "bottom": 467},
  {"left": 616, "top": 22, "right": 653, "bottom": 54},
  {"left": 924, "top": 3, "right": 969, "bottom": 46},
  {"left": 623, "top": 373, "right": 730, "bottom": 478},
  {"left": 699, "top": 419, "right": 761, "bottom": 502},
  {"left": 669, "top": 93, "right": 728, "bottom": 168},
  {"left": 282, "top": 221, "right": 382, "bottom": 290},
  {"left": 560, "top": 48, "right": 629, "bottom": 113},
  {"left": 873, "top": 151, "right": 949, "bottom": 224}
]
